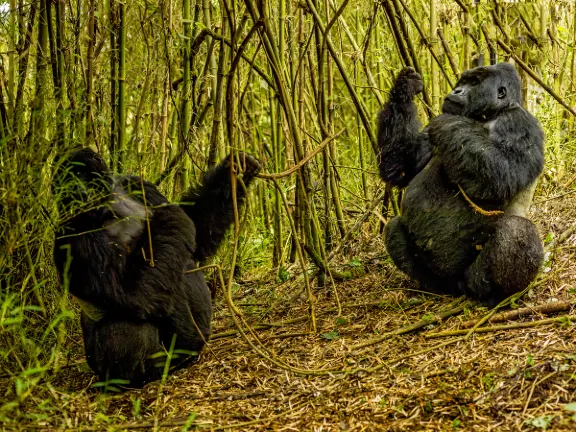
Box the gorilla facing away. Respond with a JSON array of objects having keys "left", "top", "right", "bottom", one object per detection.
[
  {"left": 53, "top": 149, "right": 260, "bottom": 388},
  {"left": 377, "top": 63, "right": 545, "bottom": 305}
]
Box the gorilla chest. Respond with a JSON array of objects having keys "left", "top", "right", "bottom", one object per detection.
[
  {"left": 104, "top": 188, "right": 149, "bottom": 253},
  {"left": 402, "top": 161, "right": 493, "bottom": 246}
]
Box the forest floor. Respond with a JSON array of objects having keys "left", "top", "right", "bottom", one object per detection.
[{"left": 4, "top": 191, "right": 576, "bottom": 431}]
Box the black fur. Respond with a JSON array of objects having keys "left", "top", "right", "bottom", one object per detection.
[
  {"left": 53, "top": 148, "right": 260, "bottom": 388},
  {"left": 377, "top": 63, "right": 545, "bottom": 305}
]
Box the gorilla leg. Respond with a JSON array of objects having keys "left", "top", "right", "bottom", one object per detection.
[
  {"left": 385, "top": 217, "right": 420, "bottom": 278},
  {"left": 179, "top": 152, "right": 261, "bottom": 261},
  {"left": 158, "top": 272, "right": 212, "bottom": 373},
  {"left": 466, "top": 215, "right": 543, "bottom": 305},
  {"left": 81, "top": 314, "right": 163, "bottom": 388},
  {"left": 385, "top": 217, "right": 458, "bottom": 294}
]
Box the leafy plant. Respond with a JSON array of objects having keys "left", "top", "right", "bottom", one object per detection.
[{"left": 321, "top": 331, "right": 339, "bottom": 341}]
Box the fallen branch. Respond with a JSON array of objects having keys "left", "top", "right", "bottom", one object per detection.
[
  {"left": 351, "top": 299, "right": 470, "bottom": 351},
  {"left": 425, "top": 314, "right": 576, "bottom": 339},
  {"left": 459, "top": 301, "right": 573, "bottom": 329},
  {"left": 558, "top": 225, "right": 576, "bottom": 244}
]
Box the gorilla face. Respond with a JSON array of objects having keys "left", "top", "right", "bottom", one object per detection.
[
  {"left": 53, "top": 148, "right": 112, "bottom": 215},
  {"left": 442, "top": 63, "right": 522, "bottom": 121}
]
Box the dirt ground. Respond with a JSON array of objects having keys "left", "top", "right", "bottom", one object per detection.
[{"left": 3, "top": 192, "right": 576, "bottom": 431}]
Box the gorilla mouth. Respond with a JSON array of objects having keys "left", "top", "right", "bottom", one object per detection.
[{"left": 441, "top": 98, "right": 463, "bottom": 115}]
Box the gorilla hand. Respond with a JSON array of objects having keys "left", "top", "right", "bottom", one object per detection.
[
  {"left": 226, "top": 152, "right": 262, "bottom": 181},
  {"left": 239, "top": 152, "right": 262, "bottom": 180},
  {"left": 390, "top": 67, "right": 424, "bottom": 103}
]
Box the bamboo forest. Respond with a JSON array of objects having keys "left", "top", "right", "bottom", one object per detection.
[{"left": 1, "top": 0, "right": 576, "bottom": 430}]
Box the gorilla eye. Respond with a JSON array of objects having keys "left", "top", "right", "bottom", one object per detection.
[{"left": 498, "top": 87, "right": 507, "bottom": 99}]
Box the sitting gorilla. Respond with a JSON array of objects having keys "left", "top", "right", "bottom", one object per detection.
[
  {"left": 53, "top": 148, "right": 260, "bottom": 387},
  {"left": 377, "top": 63, "right": 544, "bottom": 305}
]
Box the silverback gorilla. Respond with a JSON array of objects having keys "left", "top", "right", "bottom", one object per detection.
[
  {"left": 377, "top": 63, "right": 544, "bottom": 305},
  {"left": 53, "top": 148, "right": 260, "bottom": 387}
]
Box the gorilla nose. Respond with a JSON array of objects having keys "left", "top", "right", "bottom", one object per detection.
[{"left": 452, "top": 87, "right": 464, "bottom": 95}]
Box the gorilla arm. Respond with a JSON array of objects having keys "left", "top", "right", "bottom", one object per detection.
[
  {"left": 428, "top": 110, "right": 544, "bottom": 202},
  {"left": 53, "top": 225, "right": 134, "bottom": 314},
  {"left": 179, "top": 152, "right": 260, "bottom": 262},
  {"left": 377, "top": 67, "right": 432, "bottom": 187}
]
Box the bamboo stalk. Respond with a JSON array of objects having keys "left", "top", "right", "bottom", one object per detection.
[
  {"left": 7, "top": 0, "right": 17, "bottom": 119},
  {"left": 26, "top": 0, "right": 48, "bottom": 149},
  {"left": 109, "top": 0, "right": 118, "bottom": 168},
  {"left": 85, "top": 0, "right": 95, "bottom": 144},
  {"left": 182, "top": 0, "right": 191, "bottom": 141},
  {"left": 117, "top": 2, "right": 126, "bottom": 168},
  {"left": 54, "top": 0, "right": 66, "bottom": 148},
  {"left": 207, "top": 11, "right": 228, "bottom": 167},
  {"left": 304, "top": 0, "right": 377, "bottom": 151},
  {"left": 430, "top": 0, "right": 438, "bottom": 110},
  {"left": 13, "top": 2, "right": 37, "bottom": 136}
]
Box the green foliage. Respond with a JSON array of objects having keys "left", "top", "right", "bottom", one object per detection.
[
  {"left": 132, "top": 397, "right": 141, "bottom": 418},
  {"left": 321, "top": 331, "right": 339, "bottom": 341},
  {"left": 335, "top": 317, "right": 348, "bottom": 326},
  {"left": 92, "top": 378, "right": 131, "bottom": 393},
  {"left": 347, "top": 257, "right": 362, "bottom": 267},
  {"left": 181, "top": 412, "right": 199, "bottom": 431},
  {"left": 481, "top": 373, "right": 495, "bottom": 390},
  {"left": 278, "top": 266, "right": 291, "bottom": 282},
  {"left": 524, "top": 415, "right": 555, "bottom": 430}
]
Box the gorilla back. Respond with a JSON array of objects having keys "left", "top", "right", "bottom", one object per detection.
[
  {"left": 377, "top": 63, "right": 544, "bottom": 305},
  {"left": 53, "top": 148, "right": 260, "bottom": 388}
]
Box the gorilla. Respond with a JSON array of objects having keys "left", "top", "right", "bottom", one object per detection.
[
  {"left": 53, "top": 148, "right": 260, "bottom": 388},
  {"left": 377, "top": 63, "right": 545, "bottom": 305}
]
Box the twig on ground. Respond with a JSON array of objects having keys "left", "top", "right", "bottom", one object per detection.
[
  {"left": 459, "top": 301, "right": 573, "bottom": 329},
  {"left": 522, "top": 370, "right": 559, "bottom": 416},
  {"left": 425, "top": 315, "right": 576, "bottom": 339},
  {"left": 211, "top": 300, "right": 395, "bottom": 340},
  {"left": 351, "top": 298, "right": 470, "bottom": 350}
]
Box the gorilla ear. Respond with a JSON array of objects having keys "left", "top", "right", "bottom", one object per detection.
[{"left": 497, "top": 86, "right": 507, "bottom": 99}]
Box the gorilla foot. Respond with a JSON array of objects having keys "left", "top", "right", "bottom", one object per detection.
[{"left": 465, "top": 215, "right": 543, "bottom": 305}]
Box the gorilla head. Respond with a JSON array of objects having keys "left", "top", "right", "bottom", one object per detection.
[
  {"left": 53, "top": 148, "right": 112, "bottom": 215},
  {"left": 442, "top": 63, "right": 522, "bottom": 121}
]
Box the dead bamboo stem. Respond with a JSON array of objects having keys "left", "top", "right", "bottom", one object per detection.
[{"left": 426, "top": 315, "right": 576, "bottom": 339}]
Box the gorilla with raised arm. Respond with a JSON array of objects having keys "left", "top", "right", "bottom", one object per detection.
[
  {"left": 53, "top": 149, "right": 260, "bottom": 388},
  {"left": 377, "top": 63, "right": 544, "bottom": 305}
]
